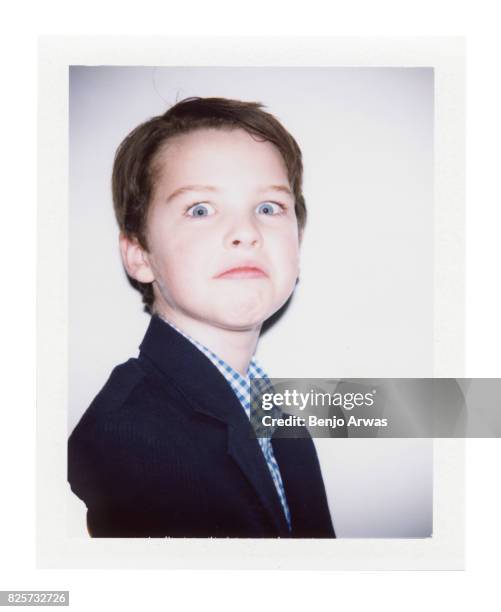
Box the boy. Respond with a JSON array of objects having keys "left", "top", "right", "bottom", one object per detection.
[{"left": 68, "top": 97, "right": 334, "bottom": 538}]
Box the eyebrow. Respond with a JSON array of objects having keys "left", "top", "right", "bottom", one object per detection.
[{"left": 165, "top": 184, "right": 293, "bottom": 204}]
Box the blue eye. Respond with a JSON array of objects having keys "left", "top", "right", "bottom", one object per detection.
[
  {"left": 186, "top": 203, "right": 215, "bottom": 217},
  {"left": 256, "top": 202, "right": 282, "bottom": 215}
]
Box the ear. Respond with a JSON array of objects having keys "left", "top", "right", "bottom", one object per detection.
[{"left": 119, "top": 233, "right": 156, "bottom": 284}]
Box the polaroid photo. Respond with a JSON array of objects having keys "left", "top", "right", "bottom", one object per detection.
[{"left": 37, "top": 36, "right": 465, "bottom": 569}]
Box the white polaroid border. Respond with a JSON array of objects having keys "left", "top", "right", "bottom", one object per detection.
[{"left": 37, "top": 36, "right": 465, "bottom": 569}]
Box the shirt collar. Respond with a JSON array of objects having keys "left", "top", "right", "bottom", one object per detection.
[
  {"left": 157, "top": 316, "right": 281, "bottom": 444},
  {"left": 157, "top": 316, "right": 270, "bottom": 408}
]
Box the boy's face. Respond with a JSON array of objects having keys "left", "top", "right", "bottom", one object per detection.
[{"left": 124, "top": 128, "right": 301, "bottom": 332}]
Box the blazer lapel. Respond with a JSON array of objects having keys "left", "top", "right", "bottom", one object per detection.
[
  {"left": 272, "top": 426, "right": 335, "bottom": 538},
  {"left": 226, "top": 422, "right": 290, "bottom": 536}
]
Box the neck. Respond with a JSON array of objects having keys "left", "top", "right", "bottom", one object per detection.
[{"left": 155, "top": 309, "right": 261, "bottom": 377}]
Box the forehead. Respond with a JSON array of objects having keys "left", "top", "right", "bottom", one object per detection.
[{"left": 153, "top": 128, "right": 290, "bottom": 191}]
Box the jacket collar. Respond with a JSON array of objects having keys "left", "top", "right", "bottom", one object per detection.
[
  {"left": 139, "top": 314, "right": 244, "bottom": 426},
  {"left": 138, "top": 315, "right": 290, "bottom": 536}
]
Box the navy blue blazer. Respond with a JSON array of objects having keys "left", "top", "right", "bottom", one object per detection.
[{"left": 68, "top": 315, "right": 335, "bottom": 538}]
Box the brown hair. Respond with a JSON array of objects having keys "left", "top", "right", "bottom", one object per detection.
[{"left": 112, "top": 96, "right": 307, "bottom": 312}]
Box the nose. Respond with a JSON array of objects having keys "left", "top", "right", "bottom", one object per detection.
[{"left": 224, "top": 216, "right": 262, "bottom": 249}]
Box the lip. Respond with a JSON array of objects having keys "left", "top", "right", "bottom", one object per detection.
[{"left": 215, "top": 265, "right": 268, "bottom": 280}]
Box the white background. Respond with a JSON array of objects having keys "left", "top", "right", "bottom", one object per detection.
[
  {"left": 1, "top": 2, "right": 500, "bottom": 611},
  {"left": 69, "top": 66, "right": 434, "bottom": 537}
]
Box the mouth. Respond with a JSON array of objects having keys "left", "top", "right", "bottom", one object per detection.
[{"left": 215, "top": 266, "right": 268, "bottom": 280}]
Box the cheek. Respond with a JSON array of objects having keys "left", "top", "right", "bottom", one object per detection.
[
  {"left": 153, "top": 237, "right": 212, "bottom": 293},
  {"left": 273, "top": 235, "right": 300, "bottom": 281}
]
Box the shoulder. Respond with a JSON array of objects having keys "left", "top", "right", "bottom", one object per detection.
[
  {"left": 68, "top": 355, "right": 188, "bottom": 493},
  {"left": 72, "top": 358, "right": 145, "bottom": 428},
  {"left": 69, "top": 355, "right": 184, "bottom": 448}
]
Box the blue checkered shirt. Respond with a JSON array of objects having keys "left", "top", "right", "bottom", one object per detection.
[{"left": 159, "top": 317, "right": 292, "bottom": 531}]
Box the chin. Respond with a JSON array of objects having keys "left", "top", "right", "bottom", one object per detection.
[
  {"left": 213, "top": 300, "right": 270, "bottom": 331},
  {"left": 217, "top": 313, "right": 265, "bottom": 331}
]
